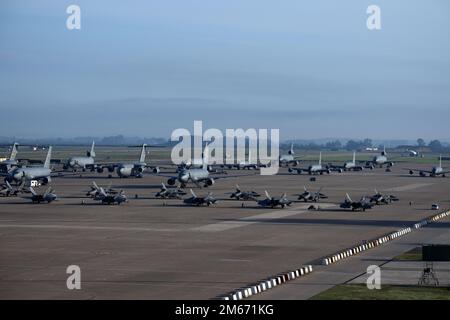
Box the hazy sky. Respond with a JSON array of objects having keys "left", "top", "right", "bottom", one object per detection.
[{"left": 1, "top": 0, "right": 449, "bottom": 140}]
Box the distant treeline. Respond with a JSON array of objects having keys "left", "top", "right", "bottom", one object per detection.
[
  {"left": 0, "top": 136, "right": 449, "bottom": 152},
  {"left": 282, "top": 138, "right": 450, "bottom": 153}
]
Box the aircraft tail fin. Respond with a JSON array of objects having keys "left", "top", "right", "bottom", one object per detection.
[
  {"left": 202, "top": 145, "right": 209, "bottom": 170},
  {"left": 190, "top": 189, "right": 197, "bottom": 198},
  {"left": 319, "top": 152, "right": 322, "bottom": 165},
  {"left": 161, "top": 183, "right": 167, "bottom": 190},
  {"left": 6, "top": 180, "right": 12, "bottom": 190},
  {"left": 9, "top": 143, "right": 18, "bottom": 160},
  {"left": 43, "top": 146, "right": 52, "bottom": 169},
  {"left": 345, "top": 193, "right": 352, "bottom": 202},
  {"left": 265, "top": 190, "right": 271, "bottom": 199},
  {"left": 88, "top": 141, "right": 96, "bottom": 157},
  {"left": 353, "top": 151, "right": 356, "bottom": 164},
  {"left": 289, "top": 143, "right": 294, "bottom": 155},
  {"left": 29, "top": 187, "right": 37, "bottom": 196},
  {"left": 236, "top": 184, "right": 240, "bottom": 192},
  {"left": 439, "top": 154, "right": 442, "bottom": 168},
  {"left": 139, "top": 144, "right": 147, "bottom": 163}
]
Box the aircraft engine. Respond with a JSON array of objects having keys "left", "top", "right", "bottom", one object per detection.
[
  {"left": 167, "top": 178, "right": 177, "bottom": 186},
  {"left": 42, "top": 177, "right": 51, "bottom": 185},
  {"left": 205, "top": 178, "right": 215, "bottom": 186},
  {"left": 97, "top": 167, "right": 104, "bottom": 173},
  {"left": 152, "top": 167, "right": 160, "bottom": 174},
  {"left": 107, "top": 166, "right": 114, "bottom": 173},
  {"left": 136, "top": 166, "right": 144, "bottom": 173}
]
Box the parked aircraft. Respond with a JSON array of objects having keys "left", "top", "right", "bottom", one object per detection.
[
  {"left": 257, "top": 190, "right": 292, "bottom": 208},
  {"left": 96, "top": 144, "right": 160, "bottom": 178},
  {"left": 155, "top": 183, "right": 186, "bottom": 199},
  {"left": 26, "top": 187, "right": 58, "bottom": 204},
  {"left": 0, "top": 180, "right": 27, "bottom": 197},
  {"left": 340, "top": 193, "right": 373, "bottom": 211},
  {"left": 93, "top": 187, "right": 128, "bottom": 205},
  {"left": 364, "top": 146, "right": 394, "bottom": 169},
  {"left": 369, "top": 189, "right": 399, "bottom": 205},
  {"left": 228, "top": 185, "right": 260, "bottom": 201},
  {"left": 329, "top": 152, "right": 364, "bottom": 172},
  {"left": 295, "top": 186, "right": 328, "bottom": 202},
  {"left": 0, "top": 143, "right": 19, "bottom": 172},
  {"left": 289, "top": 152, "right": 331, "bottom": 175},
  {"left": 404, "top": 155, "right": 448, "bottom": 177},
  {"left": 183, "top": 189, "right": 217, "bottom": 206},
  {"left": 64, "top": 141, "right": 96, "bottom": 171},
  {"left": 279, "top": 143, "right": 300, "bottom": 166},
  {"left": 2, "top": 147, "right": 53, "bottom": 184},
  {"left": 164, "top": 147, "right": 252, "bottom": 188}
]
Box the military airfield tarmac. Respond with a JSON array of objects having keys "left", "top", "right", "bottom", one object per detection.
[{"left": 0, "top": 148, "right": 449, "bottom": 299}]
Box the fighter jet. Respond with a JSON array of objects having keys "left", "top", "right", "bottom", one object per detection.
[
  {"left": 340, "top": 193, "right": 373, "bottom": 211},
  {"left": 369, "top": 189, "right": 399, "bottom": 205},
  {"left": 97, "top": 144, "right": 160, "bottom": 178},
  {"left": 328, "top": 152, "right": 364, "bottom": 172},
  {"left": 279, "top": 143, "right": 300, "bottom": 166},
  {"left": 64, "top": 141, "right": 97, "bottom": 172},
  {"left": 26, "top": 187, "right": 58, "bottom": 204},
  {"left": 2, "top": 147, "right": 53, "bottom": 184},
  {"left": 183, "top": 189, "right": 217, "bottom": 206},
  {"left": 404, "top": 155, "right": 449, "bottom": 177},
  {"left": 228, "top": 185, "right": 260, "bottom": 201},
  {"left": 0, "top": 180, "right": 27, "bottom": 197},
  {"left": 289, "top": 152, "right": 331, "bottom": 175},
  {"left": 0, "top": 143, "right": 19, "bottom": 172},
  {"left": 295, "top": 186, "right": 328, "bottom": 202},
  {"left": 94, "top": 187, "right": 128, "bottom": 205},
  {"left": 86, "top": 181, "right": 118, "bottom": 198},
  {"left": 155, "top": 183, "right": 186, "bottom": 199},
  {"left": 257, "top": 190, "right": 292, "bottom": 208},
  {"left": 364, "top": 146, "right": 394, "bottom": 169}
]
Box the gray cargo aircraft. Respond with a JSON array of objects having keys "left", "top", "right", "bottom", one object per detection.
[
  {"left": 404, "top": 155, "right": 448, "bottom": 177},
  {"left": 2, "top": 147, "right": 53, "bottom": 184},
  {"left": 289, "top": 152, "right": 332, "bottom": 175},
  {"left": 64, "top": 141, "right": 96, "bottom": 171},
  {"left": 279, "top": 143, "right": 300, "bottom": 166},
  {"left": 364, "top": 146, "right": 394, "bottom": 169},
  {"left": 97, "top": 144, "right": 161, "bottom": 178}
]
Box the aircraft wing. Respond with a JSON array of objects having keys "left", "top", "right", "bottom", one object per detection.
[{"left": 403, "top": 168, "right": 433, "bottom": 174}]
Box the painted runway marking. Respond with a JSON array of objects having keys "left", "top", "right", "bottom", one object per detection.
[
  {"left": 0, "top": 224, "right": 179, "bottom": 232},
  {"left": 386, "top": 183, "right": 433, "bottom": 192},
  {"left": 192, "top": 204, "right": 334, "bottom": 232}
]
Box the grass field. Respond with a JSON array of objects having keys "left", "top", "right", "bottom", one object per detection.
[
  {"left": 1, "top": 146, "right": 449, "bottom": 165},
  {"left": 394, "top": 247, "right": 422, "bottom": 261},
  {"left": 311, "top": 284, "right": 450, "bottom": 300}
]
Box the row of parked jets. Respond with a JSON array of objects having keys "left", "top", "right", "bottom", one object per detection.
[
  {"left": 1, "top": 178, "right": 399, "bottom": 213},
  {"left": 0, "top": 142, "right": 448, "bottom": 193}
]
